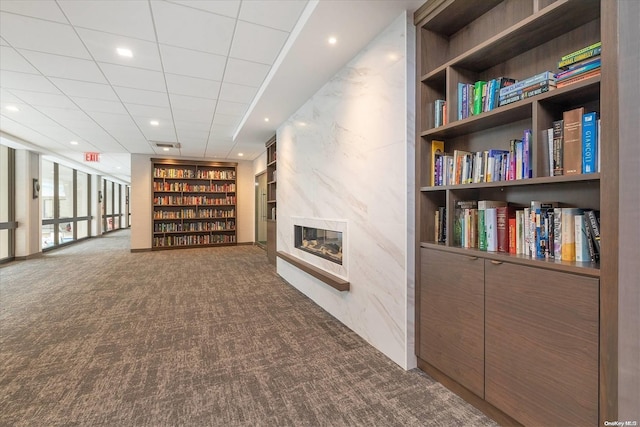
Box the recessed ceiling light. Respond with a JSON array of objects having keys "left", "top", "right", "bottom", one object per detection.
[
  {"left": 5, "top": 105, "right": 19, "bottom": 112},
  {"left": 264, "top": 117, "right": 269, "bottom": 122},
  {"left": 116, "top": 166, "right": 121, "bottom": 169},
  {"left": 328, "top": 36, "right": 337, "bottom": 45},
  {"left": 70, "top": 140, "right": 79, "bottom": 145},
  {"left": 117, "top": 47, "right": 133, "bottom": 58},
  {"left": 238, "top": 153, "right": 244, "bottom": 157},
  {"left": 162, "top": 147, "right": 170, "bottom": 152},
  {"left": 150, "top": 120, "right": 159, "bottom": 126}
]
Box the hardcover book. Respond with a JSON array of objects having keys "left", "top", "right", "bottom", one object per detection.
[
  {"left": 563, "top": 107, "right": 585, "bottom": 175},
  {"left": 478, "top": 200, "right": 507, "bottom": 251},
  {"left": 431, "top": 140, "right": 445, "bottom": 186},
  {"left": 582, "top": 112, "right": 598, "bottom": 173},
  {"left": 496, "top": 206, "right": 515, "bottom": 253},
  {"left": 561, "top": 207, "right": 583, "bottom": 261}
]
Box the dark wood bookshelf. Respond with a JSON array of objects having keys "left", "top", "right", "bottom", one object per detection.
[
  {"left": 265, "top": 135, "right": 277, "bottom": 265},
  {"left": 414, "top": 0, "right": 617, "bottom": 425}
]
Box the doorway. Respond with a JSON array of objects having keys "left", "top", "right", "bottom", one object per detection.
[{"left": 255, "top": 171, "right": 267, "bottom": 248}]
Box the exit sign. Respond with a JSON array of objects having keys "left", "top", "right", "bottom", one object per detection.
[{"left": 84, "top": 152, "right": 100, "bottom": 162}]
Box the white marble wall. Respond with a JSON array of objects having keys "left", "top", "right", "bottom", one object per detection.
[{"left": 277, "top": 13, "right": 416, "bottom": 369}]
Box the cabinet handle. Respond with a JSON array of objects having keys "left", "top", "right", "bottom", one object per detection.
[
  {"left": 467, "top": 256, "right": 479, "bottom": 261},
  {"left": 490, "top": 260, "right": 503, "bottom": 265}
]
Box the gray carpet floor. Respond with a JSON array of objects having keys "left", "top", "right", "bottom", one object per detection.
[{"left": 0, "top": 230, "right": 497, "bottom": 427}]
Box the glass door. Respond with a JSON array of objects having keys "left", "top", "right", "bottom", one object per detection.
[{"left": 255, "top": 172, "right": 267, "bottom": 248}]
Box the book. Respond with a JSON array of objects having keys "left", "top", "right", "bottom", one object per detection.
[
  {"left": 485, "top": 208, "right": 498, "bottom": 252},
  {"left": 540, "top": 127, "right": 553, "bottom": 177},
  {"left": 575, "top": 214, "right": 591, "bottom": 262},
  {"left": 556, "top": 69, "right": 601, "bottom": 88},
  {"left": 552, "top": 120, "right": 564, "bottom": 175},
  {"left": 496, "top": 206, "right": 515, "bottom": 253},
  {"left": 454, "top": 200, "right": 477, "bottom": 247},
  {"left": 561, "top": 207, "right": 583, "bottom": 261},
  {"left": 516, "top": 209, "right": 524, "bottom": 255},
  {"left": 556, "top": 58, "right": 601, "bottom": 81},
  {"left": 473, "top": 81, "right": 486, "bottom": 115},
  {"left": 499, "top": 71, "right": 555, "bottom": 98},
  {"left": 558, "top": 45, "right": 602, "bottom": 69},
  {"left": 530, "top": 201, "right": 558, "bottom": 256},
  {"left": 438, "top": 206, "right": 447, "bottom": 243},
  {"left": 553, "top": 208, "right": 563, "bottom": 259},
  {"left": 582, "top": 112, "right": 598, "bottom": 173},
  {"left": 431, "top": 140, "right": 445, "bottom": 186},
  {"left": 435, "top": 99, "right": 445, "bottom": 127},
  {"left": 585, "top": 210, "right": 601, "bottom": 255},
  {"left": 522, "top": 129, "right": 532, "bottom": 179},
  {"left": 521, "top": 81, "right": 555, "bottom": 99},
  {"left": 560, "top": 41, "right": 601, "bottom": 61},
  {"left": 478, "top": 200, "right": 508, "bottom": 251},
  {"left": 563, "top": 107, "right": 585, "bottom": 175},
  {"left": 508, "top": 217, "right": 517, "bottom": 254}
]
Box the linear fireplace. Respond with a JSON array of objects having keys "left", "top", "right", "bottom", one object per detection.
[{"left": 294, "top": 225, "right": 343, "bottom": 265}]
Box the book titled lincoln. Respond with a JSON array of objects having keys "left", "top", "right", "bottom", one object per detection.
[{"left": 563, "top": 107, "right": 585, "bottom": 175}]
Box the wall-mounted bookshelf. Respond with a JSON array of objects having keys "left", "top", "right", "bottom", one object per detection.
[
  {"left": 265, "top": 135, "right": 277, "bottom": 265},
  {"left": 151, "top": 159, "right": 237, "bottom": 250}
]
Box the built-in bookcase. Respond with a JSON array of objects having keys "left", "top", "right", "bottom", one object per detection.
[
  {"left": 265, "top": 135, "right": 277, "bottom": 265},
  {"left": 151, "top": 159, "right": 237, "bottom": 250},
  {"left": 414, "top": 1, "right": 617, "bottom": 426}
]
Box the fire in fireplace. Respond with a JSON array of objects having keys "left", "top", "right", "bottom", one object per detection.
[{"left": 294, "top": 225, "right": 343, "bottom": 265}]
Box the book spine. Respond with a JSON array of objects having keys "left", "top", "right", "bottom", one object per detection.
[
  {"left": 558, "top": 46, "right": 602, "bottom": 69},
  {"left": 457, "top": 82, "right": 465, "bottom": 120},
  {"left": 575, "top": 214, "right": 591, "bottom": 262},
  {"left": 523, "top": 129, "right": 532, "bottom": 179},
  {"left": 553, "top": 208, "right": 563, "bottom": 259},
  {"left": 561, "top": 208, "right": 582, "bottom": 261},
  {"left": 499, "top": 71, "right": 555, "bottom": 97},
  {"left": 556, "top": 58, "right": 601, "bottom": 80},
  {"left": 556, "top": 69, "right": 601, "bottom": 88},
  {"left": 552, "top": 120, "right": 564, "bottom": 176},
  {"left": 473, "top": 81, "right": 486, "bottom": 115},
  {"left": 508, "top": 217, "right": 517, "bottom": 254},
  {"left": 582, "top": 112, "right": 597, "bottom": 173},
  {"left": 523, "top": 207, "right": 530, "bottom": 257},
  {"left": 516, "top": 210, "right": 524, "bottom": 255},
  {"left": 486, "top": 208, "right": 498, "bottom": 252},
  {"left": 563, "top": 107, "right": 585, "bottom": 175},
  {"left": 560, "top": 41, "right": 602, "bottom": 61},
  {"left": 585, "top": 210, "right": 601, "bottom": 254},
  {"left": 431, "top": 140, "right": 445, "bottom": 186},
  {"left": 521, "top": 82, "right": 554, "bottom": 99}
]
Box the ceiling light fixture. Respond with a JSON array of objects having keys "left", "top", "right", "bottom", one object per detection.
[
  {"left": 117, "top": 47, "right": 133, "bottom": 58},
  {"left": 264, "top": 117, "right": 269, "bottom": 122},
  {"left": 328, "top": 36, "right": 337, "bottom": 45},
  {"left": 70, "top": 140, "right": 78, "bottom": 145},
  {"left": 162, "top": 147, "right": 170, "bottom": 152},
  {"left": 5, "top": 105, "right": 20, "bottom": 112},
  {"left": 238, "top": 153, "right": 244, "bottom": 157},
  {"left": 150, "top": 120, "right": 159, "bottom": 126}
]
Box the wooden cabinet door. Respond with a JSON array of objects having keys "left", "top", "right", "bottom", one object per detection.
[
  {"left": 485, "top": 261, "right": 599, "bottom": 426},
  {"left": 419, "top": 248, "right": 484, "bottom": 397}
]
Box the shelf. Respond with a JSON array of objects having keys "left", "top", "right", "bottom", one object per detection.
[
  {"left": 415, "top": 0, "right": 502, "bottom": 34},
  {"left": 420, "top": 242, "right": 599, "bottom": 278},
  {"left": 267, "top": 159, "right": 277, "bottom": 167},
  {"left": 153, "top": 177, "right": 235, "bottom": 181},
  {"left": 277, "top": 251, "right": 349, "bottom": 292},
  {"left": 421, "top": 173, "right": 600, "bottom": 192},
  {"left": 421, "top": 76, "right": 600, "bottom": 139}
]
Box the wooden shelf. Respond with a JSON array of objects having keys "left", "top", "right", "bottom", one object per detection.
[{"left": 277, "top": 251, "right": 349, "bottom": 292}]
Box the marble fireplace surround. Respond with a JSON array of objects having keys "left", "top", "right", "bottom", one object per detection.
[{"left": 285, "top": 217, "right": 349, "bottom": 284}]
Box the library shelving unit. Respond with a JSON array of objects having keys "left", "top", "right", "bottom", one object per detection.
[
  {"left": 266, "top": 135, "right": 277, "bottom": 265},
  {"left": 151, "top": 159, "right": 237, "bottom": 250},
  {"left": 414, "top": 1, "right": 618, "bottom": 426}
]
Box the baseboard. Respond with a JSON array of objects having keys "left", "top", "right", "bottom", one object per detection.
[{"left": 130, "top": 248, "right": 152, "bottom": 253}]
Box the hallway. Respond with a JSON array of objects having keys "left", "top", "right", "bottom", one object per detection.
[{"left": 0, "top": 231, "right": 494, "bottom": 426}]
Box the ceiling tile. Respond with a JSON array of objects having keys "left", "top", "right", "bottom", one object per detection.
[
  {"left": 165, "top": 74, "right": 220, "bottom": 99},
  {"left": 174, "top": 119, "right": 211, "bottom": 133},
  {"left": 0, "top": 12, "right": 90, "bottom": 59},
  {"left": 86, "top": 111, "right": 137, "bottom": 128},
  {"left": 151, "top": 1, "right": 235, "bottom": 56},
  {"left": 164, "top": 0, "right": 240, "bottom": 19},
  {"left": 223, "top": 58, "right": 270, "bottom": 87},
  {"left": 112, "top": 86, "right": 169, "bottom": 108},
  {"left": 159, "top": 45, "right": 226, "bottom": 81},
  {"left": 127, "top": 104, "right": 172, "bottom": 120},
  {"left": 19, "top": 50, "right": 107, "bottom": 83},
  {"left": 0, "top": 37, "right": 8, "bottom": 46},
  {"left": 58, "top": 0, "right": 156, "bottom": 41},
  {"left": 215, "top": 100, "right": 248, "bottom": 116},
  {"left": 99, "top": 63, "right": 166, "bottom": 92},
  {"left": 212, "top": 113, "right": 241, "bottom": 127},
  {"left": 230, "top": 20, "right": 288, "bottom": 65},
  {"left": 49, "top": 78, "right": 118, "bottom": 101},
  {"left": 36, "top": 106, "right": 89, "bottom": 122},
  {"left": 0, "top": 46, "right": 40, "bottom": 73},
  {"left": 172, "top": 108, "right": 214, "bottom": 124},
  {"left": 76, "top": 28, "right": 162, "bottom": 71},
  {"left": 0, "top": 70, "right": 62, "bottom": 94},
  {"left": 176, "top": 128, "right": 210, "bottom": 143},
  {"left": 0, "top": 0, "right": 68, "bottom": 24},
  {"left": 70, "top": 97, "right": 128, "bottom": 114},
  {"left": 8, "top": 90, "right": 77, "bottom": 109},
  {"left": 169, "top": 94, "right": 215, "bottom": 113},
  {"left": 239, "top": 0, "right": 307, "bottom": 32},
  {"left": 0, "top": 88, "right": 24, "bottom": 104},
  {"left": 218, "top": 82, "right": 258, "bottom": 104}
]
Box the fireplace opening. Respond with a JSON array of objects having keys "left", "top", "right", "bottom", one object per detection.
[{"left": 294, "top": 225, "right": 343, "bottom": 265}]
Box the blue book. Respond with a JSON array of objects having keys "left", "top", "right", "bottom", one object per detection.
[
  {"left": 582, "top": 112, "right": 598, "bottom": 173},
  {"left": 458, "top": 82, "right": 465, "bottom": 120}
]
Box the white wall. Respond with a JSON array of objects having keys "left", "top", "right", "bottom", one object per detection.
[
  {"left": 130, "top": 154, "right": 255, "bottom": 250},
  {"left": 276, "top": 13, "right": 416, "bottom": 369},
  {"left": 14, "top": 149, "right": 40, "bottom": 258}
]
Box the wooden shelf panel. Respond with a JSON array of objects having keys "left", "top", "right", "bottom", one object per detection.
[
  {"left": 277, "top": 251, "right": 349, "bottom": 292},
  {"left": 420, "top": 173, "right": 600, "bottom": 192}
]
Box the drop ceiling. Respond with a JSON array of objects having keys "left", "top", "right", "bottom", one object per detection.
[{"left": 0, "top": 0, "right": 422, "bottom": 182}]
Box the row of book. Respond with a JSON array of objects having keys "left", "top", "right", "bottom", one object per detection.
[
  {"left": 154, "top": 221, "right": 236, "bottom": 233},
  {"left": 541, "top": 107, "right": 599, "bottom": 176},
  {"left": 435, "top": 200, "right": 600, "bottom": 262},
  {"left": 431, "top": 129, "right": 533, "bottom": 186},
  {"left": 154, "top": 168, "right": 236, "bottom": 180},
  {"left": 434, "top": 99, "right": 447, "bottom": 127},
  {"left": 153, "top": 208, "right": 235, "bottom": 219},
  {"left": 556, "top": 41, "right": 601, "bottom": 88},
  {"left": 153, "top": 195, "right": 236, "bottom": 206},
  {"left": 153, "top": 234, "right": 236, "bottom": 247},
  {"left": 153, "top": 182, "right": 236, "bottom": 192}
]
